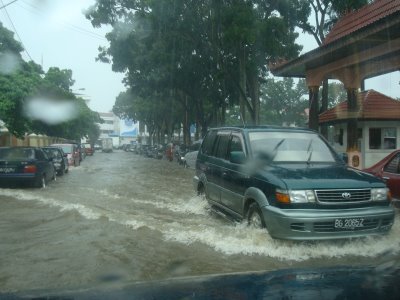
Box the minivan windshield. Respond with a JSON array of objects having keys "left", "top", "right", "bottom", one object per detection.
[{"left": 249, "top": 131, "right": 336, "bottom": 163}]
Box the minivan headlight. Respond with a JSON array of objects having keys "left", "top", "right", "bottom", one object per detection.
[
  {"left": 276, "top": 189, "right": 316, "bottom": 204},
  {"left": 371, "top": 188, "right": 388, "bottom": 201}
]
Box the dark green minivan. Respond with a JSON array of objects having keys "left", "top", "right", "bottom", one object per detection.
[{"left": 193, "top": 126, "right": 395, "bottom": 240}]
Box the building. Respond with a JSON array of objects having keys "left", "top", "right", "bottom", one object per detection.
[
  {"left": 320, "top": 90, "right": 400, "bottom": 169},
  {"left": 271, "top": 0, "right": 400, "bottom": 158},
  {"left": 98, "top": 112, "right": 120, "bottom": 148},
  {"left": 96, "top": 112, "right": 141, "bottom": 147}
]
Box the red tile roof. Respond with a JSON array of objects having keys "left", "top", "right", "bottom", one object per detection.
[
  {"left": 319, "top": 89, "right": 400, "bottom": 124},
  {"left": 323, "top": 0, "right": 400, "bottom": 45}
]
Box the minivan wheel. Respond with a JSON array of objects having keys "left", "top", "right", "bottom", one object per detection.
[
  {"left": 247, "top": 203, "right": 266, "bottom": 229},
  {"left": 58, "top": 166, "right": 64, "bottom": 176},
  {"left": 197, "top": 184, "right": 205, "bottom": 196}
]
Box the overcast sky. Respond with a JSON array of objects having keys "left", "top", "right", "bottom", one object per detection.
[{"left": 0, "top": 0, "right": 398, "bottom": 114}]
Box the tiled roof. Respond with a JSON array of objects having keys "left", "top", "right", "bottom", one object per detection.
[
  {"left": 323, "top": 0, "right": 400, "bottom": 45},
  {"left": 319, "top": 90, "right": 400, "bottom": 123}
]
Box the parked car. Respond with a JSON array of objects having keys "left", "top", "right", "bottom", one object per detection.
[
  {"left": 363, "top": 149, "right": 400, "bottom": 208},
  {"left": 82, "top": 143, "right": 94, "bottom": 156},
  {"left": 150, "top": 144, "right": 164, "bottom": 159},
  {"left": 42, "top": 146, "right": 69, "bottom": 176},
  {"left": 0, "top": 147, "right": 56, "bottom": 188},
  {"left": 51, "top": 143, "right": 80, "bottom": 166},
  {"left": 182, "top": 140, "right": 202, "bottom": 169},
  {"left": 193, "top": 126, "right": 394, "bottom": 240}
]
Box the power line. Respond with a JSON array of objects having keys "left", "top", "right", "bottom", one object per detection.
[
  {"left": 0, "top": 0, "right": 33, "bottom": 61},
  {"left": 18, "top": 0, "right": 107, "bottom": 42},
  {"left": 0, "top": 0, "right": 18, "bottom": 10}
]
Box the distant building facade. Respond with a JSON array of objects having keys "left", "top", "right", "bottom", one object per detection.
[{"left": 95, "top": 112, "right": 140, "bottom": 147}]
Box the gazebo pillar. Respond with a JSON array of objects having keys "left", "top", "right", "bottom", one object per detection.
[
  {"left": 335, "top": 66, "right": 362, "bottom": 153},
  {"left": 308, "top": 86, "right": 320, "bottom": 131},
  {"left": 306, "top": 72, "right": 323, "bottom": 131}
]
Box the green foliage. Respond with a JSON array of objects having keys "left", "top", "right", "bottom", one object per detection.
[
  {"left": 0, "top": 21, "right": 101, "bottom": 141},
  {"left": 298, "top": 0, "right": 369, "bottom": 45},
  {"left": 327, "top": 81, "right": 346, "bottom": 108},
  {"left": 260, "top": 78, "right": 308, "bottom": 127},
  {"left": 44, "top": 67, "right": 75, "bottom": 92},
  {"left": 87, "top": 0, "right": 311, "bottom": 136}
]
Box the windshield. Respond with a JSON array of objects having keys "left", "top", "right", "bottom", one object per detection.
[
  {"left": 0, "top": 0, "right": 399, "bottom": 298},
  {"left": 0, "top": 148, "right": 34, "bottom": 159},
  {"left": 43, "top": 148, "right": 62, "bottom": 158},
  {"left": 55, "top": 145, "right": 73, "bottom": 154},
  {"left": 249, "top": 131, "right": 336, "bottom": 163}
]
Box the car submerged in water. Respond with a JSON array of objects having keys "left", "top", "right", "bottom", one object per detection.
[
  {"left": 42, "top": 146, "right": 69, "bottom": 176},
  {"left": 194, "top": 126, "right": 395, "bottom": 240},
  {"left": 0, "top": 147, "right": 56, "bottom": 188}
]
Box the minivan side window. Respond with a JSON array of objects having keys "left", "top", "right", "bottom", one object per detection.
[
  {"left": 201, "top": 131, "right": 217, "bottom": 155},
  {"left": 229, "top": 135, "right": 244, "bottom": 153},
  {"left": 214, "top": 134, "right": 230, "bottom": 159}
]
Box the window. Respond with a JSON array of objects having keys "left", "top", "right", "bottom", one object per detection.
[
  {"left": 214, "top": 134, "right": 230, "bottom": 159},
  {"left": 383, "top": 154, "right": 400, "bottom": 174},
  {"left": 249, "top": 131, "right": 335, "bottom": 163},
  {"left": 229, "top": 135, "right": 243, "bottom": 153},
  {"left": 36, "top": 149, "right": 46, "bottom": 160},
  {"left": 201, "top": 130, "right": 217, "bottom": 155},
  {"left": 369, "top": 128, "right": 397, "bottom": 149},
  {"left": 101, "top": 130, "right": 113, "bottom": 134}
]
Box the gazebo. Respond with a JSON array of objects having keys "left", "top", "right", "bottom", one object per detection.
[{"left": 271, "top": 0, "right": 400, "bottom": 163}]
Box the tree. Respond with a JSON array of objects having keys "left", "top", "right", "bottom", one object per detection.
[
  {"left": 86, "top": 0, "right": 311, "bottom": 138},
  {"left": 44, "top": 67, "right": 75, "bottom": 92},
  {"left": 0, "top": 20, "right": 101, "bottom": 141},
  {"left": 0, "top": 22, "right": 35, "bottom": 137},
  {"left": 260, "top": 78, "right": 308, "bottom": 126}
]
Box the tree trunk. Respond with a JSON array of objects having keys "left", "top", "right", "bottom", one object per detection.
[
  {"left": 248, "top": 73, "right": 260, "bottom": 125},
  {"left": 238, "top": 46, "right": 247, "bottom": 124}
]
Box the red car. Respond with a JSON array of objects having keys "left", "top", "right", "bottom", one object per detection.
[
  {"left": 82, "top": 143, "right": 94, "bottom": 156},
  {"left": 364, "top": 150, "right": 400, "bottom": 207},
  {"left": 51, "top": 143, "right": 80, "bottom": 167}
]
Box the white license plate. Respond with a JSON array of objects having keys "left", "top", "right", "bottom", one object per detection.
[
  {"left": 0, "top": 167, "right": 15, "bottom": 173},
  {"left": 334, "top": 218, "right": 364, "bottom": 229}
]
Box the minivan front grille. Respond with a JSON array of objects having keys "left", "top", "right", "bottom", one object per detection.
[{"left": 315, "top": 189, "right": 371, "bottom": 204}]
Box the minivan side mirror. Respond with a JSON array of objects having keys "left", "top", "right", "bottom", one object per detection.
[
  {"left": 230, "top": 151, "right": 246, "bottom": 164},
  {"left": 339, "top": 152, "right": 348, "bottom": 164}
]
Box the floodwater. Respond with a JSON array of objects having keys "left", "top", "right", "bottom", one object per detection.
[{"left": 0, "top": 151, "right": 399, "bottom": 293}]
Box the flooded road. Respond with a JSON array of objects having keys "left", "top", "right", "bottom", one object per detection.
[{"left": 1, "top": 151, "right": 400, "bottom": 293}]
